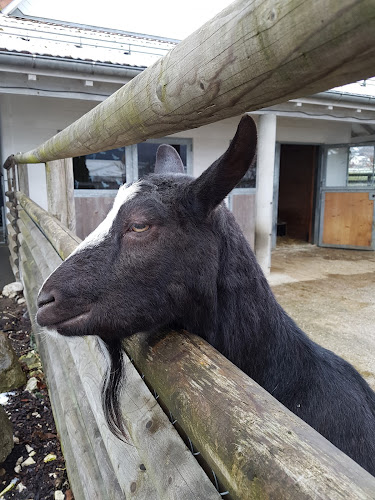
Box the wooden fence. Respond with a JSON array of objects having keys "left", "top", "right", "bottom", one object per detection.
[{"left": 4, "top": 0, "right": 375, "bottom": 497}]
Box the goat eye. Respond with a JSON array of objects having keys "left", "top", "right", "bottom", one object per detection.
[{"left": 130, "top": 223, "right": 150, "bottom": 233}]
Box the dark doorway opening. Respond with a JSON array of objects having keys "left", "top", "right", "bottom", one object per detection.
[{"left": 277, "top": 144, "right": 319, "bottom": 243}]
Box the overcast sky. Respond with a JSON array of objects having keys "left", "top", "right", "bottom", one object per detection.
[{"left": 20, "top": 0, "right": 234, "bottom": 39}]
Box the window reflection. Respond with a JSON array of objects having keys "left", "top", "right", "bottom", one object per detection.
[
  {"left": 137, "top": 143, "right": 187, "bottom": 178},
  {"left": 348, "top": 146, "right": 374, "bottom": 185},
  {"left": 326, "top": 145, "right": 375, "bottom": 187},
  {"left": 73, "top": 148, "right": 126, "bottom": 189}
]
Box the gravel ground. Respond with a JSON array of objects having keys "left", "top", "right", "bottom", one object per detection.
[
  {"left": 270, "top": 243, "right": 375, "bottom": 390},
  {"left": 0, "top": 294, "right": 73, "bottom": 500}
]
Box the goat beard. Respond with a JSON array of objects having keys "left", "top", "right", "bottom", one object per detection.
[{"left": 99, "top": 337, "right": 128, "bottom": 440}]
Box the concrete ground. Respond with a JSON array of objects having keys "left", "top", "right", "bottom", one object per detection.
[{"left": 269, "top": 242, "right": 375, "bottom": 391}]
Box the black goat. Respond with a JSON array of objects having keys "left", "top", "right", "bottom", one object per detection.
[{"left": 36, "top": 116, "right": 375, "bottom": 476}]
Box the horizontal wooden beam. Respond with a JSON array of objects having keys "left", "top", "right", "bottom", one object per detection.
[
  {"left": 124, "top": 331, "right": 375, "bottom": 499},
  {"left": 13, "top": 0, "right": 375, "bottom": 164},
  {"left": 16, "top": 191, "right": 80, "bottom": 261}
]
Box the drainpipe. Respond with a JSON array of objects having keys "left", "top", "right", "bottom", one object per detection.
[{"left": 0, "top": 52, "right": 143, "bottom": 83}]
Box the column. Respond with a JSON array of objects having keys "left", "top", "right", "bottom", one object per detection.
[{"left": 255, "top": 113, "right": 277, "bottom": 275}]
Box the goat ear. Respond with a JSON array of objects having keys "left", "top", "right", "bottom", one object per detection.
[
  {"left": 189, "top": 115, "right": 257, "bottom": 215},
  {"left": 155, "top": 144, "right": 185, "bottom": 174}
]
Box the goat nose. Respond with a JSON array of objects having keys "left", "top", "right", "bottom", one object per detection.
[{"left": 37, "top": 290, "right": 55, "bottom": 308}]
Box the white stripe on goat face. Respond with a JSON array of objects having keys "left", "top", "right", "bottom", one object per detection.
[{"left": 69, "top": 182, "right": 142, "bottom": 257}]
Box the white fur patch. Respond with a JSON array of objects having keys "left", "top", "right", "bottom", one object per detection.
[{"left": 70, "top": 182, "right": 142, "bottom": 257}]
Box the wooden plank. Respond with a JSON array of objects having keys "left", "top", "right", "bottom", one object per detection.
[
  {"left": 6, "top": 223, "right": 19, "bottom": 242},
  {"left": 232, "top": 193, "right": 256, "bottom": 249},
  {"left": 74, "top": 196, "right": 115, "bottom": 240},
  {"left": 124, "top": 331, "right": 375, "bottom": 500},
  {"left": 17, "top": 164, "right": 29, "bottom": 197},
  {"left": 85, "top": 338, "right": 221, "bottom": 500},
  {"left": 46, "top": 159, "right": 76, "bottom": 232},
  {"left": 13, "top": 0, "right": 375, "bottom": 164},
  {"left": 18, "top": 212, "right": 59, "bottom": 276},
  {"left": 5, "top": 201, "right": 17, "bottom": 218},
  {"left": 322, "top": 192, "right": 374, "bottom": 247},
  {"left": 16, "top": 191, "right": 80, "bottom": 260}
]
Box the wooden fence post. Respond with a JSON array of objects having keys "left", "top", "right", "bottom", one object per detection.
[
  {"left": 45, "top": 158, "right": 76, "bottom": 233},
  {"left": 17, "top": 164, "right": 29, "bottom": 197}
]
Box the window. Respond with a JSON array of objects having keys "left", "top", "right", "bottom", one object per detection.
[
  {"left": 326, "top": 144, "right": 375, "bottom": 188},
  {"left": 348, "top": 146, "right": 374, "bottom": 186},
  {"left": 73, "top": 139, "right": 191, "bottom": 190},
  {"left": 235, "top": 161, "right": 256, "bottom": 189},
  {"left": 73, "top": 148, "right": 126, "bottom": 189},
  {"left": 137, "top": 142, "right": 188, "bottom": 178}
]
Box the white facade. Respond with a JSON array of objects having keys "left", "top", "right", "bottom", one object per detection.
[{"left": 1, "top": 13, "right": 375, "bottom": 263}]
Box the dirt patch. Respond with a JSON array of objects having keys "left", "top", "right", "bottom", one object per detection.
[
  {"left": 270, "top": 245, "right": 375, "bottom": 390},
  {"left": 0, "top": 294, "right": 73, "bottom": 499}
]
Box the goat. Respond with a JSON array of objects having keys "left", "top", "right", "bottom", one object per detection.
[{"left": 36, "top": 115, "right": 375, "bottom": 476}]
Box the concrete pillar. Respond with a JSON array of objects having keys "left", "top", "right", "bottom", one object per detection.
[{"left": 255, "top": 113, "right": 277, "bottom": 275}]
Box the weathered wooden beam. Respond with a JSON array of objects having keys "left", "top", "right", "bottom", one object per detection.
[
  {"left": 5, "top": 201, "right": 17, "bottom": 219},
  {"left": 123, "top": 331, "right": 375, "bottom": 499},
  {"left": 7, "top": 223, "right": 19, "bottom": 241},
  {"left": 17, "top": 164, "right": 29, "bottom": 197},
  {"left": 18, "top": 211, "right": 58, "bottom": 275},
  {"left": 13, "top": 0, "right": 375, "bottom": 164},
  {"left": 45, "top": 159, "right": 76, "bottom": 232},
  {"left": 16, "top": 191, "right": 80, "bottom": 261}
]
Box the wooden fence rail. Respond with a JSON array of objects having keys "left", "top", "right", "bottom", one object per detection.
[
  {"left": 11, "top": 0, "right": 375, "bottom": 165},
  {"left": 11, "top": 191, "right": 375, "bottom": 499}
]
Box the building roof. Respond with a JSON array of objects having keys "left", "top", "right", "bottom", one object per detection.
[
  {"left": 0, "top": 13, "right": 178, "bottom": 68},
  {"left": 331, "top": 79, "right": 375, "bottom": 99}
]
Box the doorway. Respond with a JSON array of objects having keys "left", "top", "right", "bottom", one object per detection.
[{"left": 277, "top": 144, "right": 319, "bottom": 243}]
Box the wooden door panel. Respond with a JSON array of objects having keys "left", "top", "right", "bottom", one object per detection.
[
  {"left": 322, "top": 192, "right": 374, "bottom": 247},
  {"left": 232, "top": 193, "right": 256, "bottom": 249},
  {"left": 75, "top": 196, "right": 115, "bottom": 240}
]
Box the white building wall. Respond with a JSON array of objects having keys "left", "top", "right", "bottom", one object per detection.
[
  {"left": 0, "top": 94, "right": 96, "bottom": 209},
  {"left": 172, "top": 116, "right": 252, "bottom": 177},
  {"left": 276, "top": 116, "right": 352, "bottom": 144}
]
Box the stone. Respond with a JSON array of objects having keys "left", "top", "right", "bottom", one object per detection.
[
  {"left": 2, "top": 282, "right": 23, "bottom": 298},
  {"left": 0, "top": 333, "right": 26, "bottom": 392},
  {"left": 25, "top": 377, "right": 38, "bottom": 393},
  {"left": 44, "top": 453, "right": 57, "bottom": 463},
  {"left": 0, "top": 404, "right": 13, "bottom": 463},
  {"left": 22, "top": 456, "right": 36, "bottom": 467},
  {"left": 19, "top": 351, "right": 42, "bottom": 371}
]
